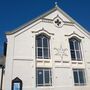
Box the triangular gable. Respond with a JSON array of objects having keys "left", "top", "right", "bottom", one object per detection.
[{"left": 6, "top": 5, "right": 90, "bottom": 36}]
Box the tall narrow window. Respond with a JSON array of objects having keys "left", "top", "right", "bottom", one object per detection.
[
  {"left": 73, "top": 69, "right": 86, "bottom": 86},
  {"left": 36, "top": 68, "right": 52, "bottom": 86},
  {"left": 12, "top": 77, "right": 22, "bottom": 90},
  {"left": 69, "top": 37, "right": 82, "bottom": 61},
  {"left": 36, "top": 34, "right": 50, "bottom": 59}
]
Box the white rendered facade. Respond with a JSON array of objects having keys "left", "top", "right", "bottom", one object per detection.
[{"left": 5, "top": 5, "right": 90, "bottom": 90}]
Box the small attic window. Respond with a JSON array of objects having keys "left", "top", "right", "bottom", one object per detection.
[{"left": 12, "top": 77, "right": 22, "bottom": 90}]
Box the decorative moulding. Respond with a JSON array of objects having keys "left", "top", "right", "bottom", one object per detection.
[
  {"left": 54, "top": 45, "right": 68, "bottom": 60},
  {"left": 42, "top": 15, "right": 74, "bottom": 28},
  {"left": 53, "top": 15, "right": 64, "bottom": 28},
  {"left": 65, "top": 31, "right": 84, "bottom": 38},
  {"left": 32, "top": 28, "right": 54, "bottom": 35}
]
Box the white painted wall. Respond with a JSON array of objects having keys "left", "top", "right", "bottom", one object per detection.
[{"left": 5, "top": 7, "right": 90, "bottom": 90}]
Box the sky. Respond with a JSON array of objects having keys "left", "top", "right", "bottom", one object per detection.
[{"left": 0, "top": 0, "right": 90, "bottom": 54}]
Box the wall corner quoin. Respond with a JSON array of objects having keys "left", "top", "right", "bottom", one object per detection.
[{"left": 4, "top": 35, "right": 15, "bottom": 90}]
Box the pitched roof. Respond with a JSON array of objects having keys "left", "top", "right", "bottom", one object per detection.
[{"left": 6, "top": 5, "right": 90, "bottom": 36}]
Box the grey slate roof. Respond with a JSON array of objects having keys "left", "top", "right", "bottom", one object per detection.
[{"left": 6, "top": 5, "right": 90, "bottom": 36}]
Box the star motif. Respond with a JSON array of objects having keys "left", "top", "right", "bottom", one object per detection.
[
  {"left": 53, "top": 15, "right": 64, "bottom": 28},
  {"left": 54, "top": 45, "right": 68, "bottom": 60}
]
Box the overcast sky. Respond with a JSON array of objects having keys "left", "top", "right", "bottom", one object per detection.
[{"left": 0, "top": 0, "right": 90, "bottom": 54}]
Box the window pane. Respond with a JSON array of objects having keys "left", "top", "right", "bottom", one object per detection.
[
  {"left": 75, "top": 41, "right": 79, "bottom": 50},
  {"left": 73, "top": 71, "right": 79, "bottom": 84},
  {"left": 36, "top": 68, "right": 52, "bottom": 86},
  {"left": 76, "top": 51, "right": 81, "bottom": 60},
  {"left": 37, "top": 38, "right": 42, "bottom": 47},
  {"left": 69, "top": 38, "right": 82, "bottom": 61},
  {"left": 45, "top": 70, "right": 49, "bottom": 84},
  {"left": 43, "top": 48, "right": 49, "bottom": 59},
  {"left": 79, "top": 70, "right": 85, "bottom": 84},
  {"left": 70, "top": 41, "right": 74, "bottom": 50},
  {"left": 73, "top": 69, "right": 86, "bottom": 86},
  {"left": 13, "top": 83, "right": 20, "bottom": 90},
  {"left": 36, "top": 34, "right": 50, "bottom": 59},
  {"left": 43, "top": 38, "right": 48, "bottom": 47},
  {"left": 38, "top": 48, "right": 42, "bottom": 58},
  {"left": 37, "top": 69, "right": 43, "bottom": 86},
  {"left": 71, "top": 51, "right": 76, "bottom": 60}
]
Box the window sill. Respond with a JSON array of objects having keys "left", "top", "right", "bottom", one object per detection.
[
  {"left": 36, "top": 58, "right": 51, "bottom": 61},
  {"left": 36, "top": 85, "right": 52, "bottom": 88},
  {"left": 74, "top": 83, "right": 86, "bottom": 86},
  {"left": 72, "top": 61, "right": 83, "bottom": 64}
]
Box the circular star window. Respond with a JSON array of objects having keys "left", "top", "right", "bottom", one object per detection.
[{"left": 53, "top": 16, "right": 64, "bottom": 28}]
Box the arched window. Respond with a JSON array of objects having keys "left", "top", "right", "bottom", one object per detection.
[
  {"left": 12, "top": 77, "right": 22, "bottom": 90},
  {"left": 36, "top": 34, "right": 50, "bottom": 59},
  {"left": 69, "top": 37, "right": 82, "bottom": 61}
]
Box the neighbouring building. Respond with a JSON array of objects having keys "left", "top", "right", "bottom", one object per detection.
[{"left": 5, "top": 5, "right": 90, "bottom": 90}]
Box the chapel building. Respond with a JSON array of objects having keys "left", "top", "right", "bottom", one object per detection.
[{"left": 5, "top": 5, "right": 90, "bottom": 90}]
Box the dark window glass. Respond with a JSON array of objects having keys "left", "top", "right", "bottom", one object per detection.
[
  {"left": 37, "top": 69, "right": 43, "bottom": 86},
  {"left": 37, "top": 38, "right": 42, "bottom": 47},
  {"left": 38, "top": 48, "right": 42, "bottom": 58},
  {"left": 71, "top": 51, "right": 75, "bottom": 60},
  {"left": 43, "top": 38, "right": 48, "bottom": 47},
  {"left": 45, "top": 70, "right": 49, "bottom": 84},
  {"left": 75, "top": 41, "right": 79, "bottom": 50},
  {"left": 76, "top": 51, "right": 81, "bottom": 60},
  {"left": 79, "top": 70, "right": 85, "bottom": 84},
  {"left": 44, "top": 48, "right": 48, "bottom": 59},
  {"left": 70, "top": 41, "right": 74, "bottom": 50},
  {"left": 73, "top": 71, "right": 78, "bottom": 84}
]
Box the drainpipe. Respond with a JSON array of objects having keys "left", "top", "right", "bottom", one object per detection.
[{"left": 0, "top": 65, "right": 4, "bottom": 90}]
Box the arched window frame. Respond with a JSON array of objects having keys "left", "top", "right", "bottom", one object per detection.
[
  {"left": 69, "top": 37, "right": 82, "bottom": 61},
  {"left": 36, "top": 33, "right": 50, "bottom": 59},
  {"left": 12, "top": 77, "right": 22, "bottom": 90}
]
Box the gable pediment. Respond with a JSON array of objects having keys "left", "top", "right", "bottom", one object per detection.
[
  {"left": 44, "top": 9, "right": 70, "bottom": 22},
  {"left": 6, "top": 5, "right": 90, "bottom": 38}
]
